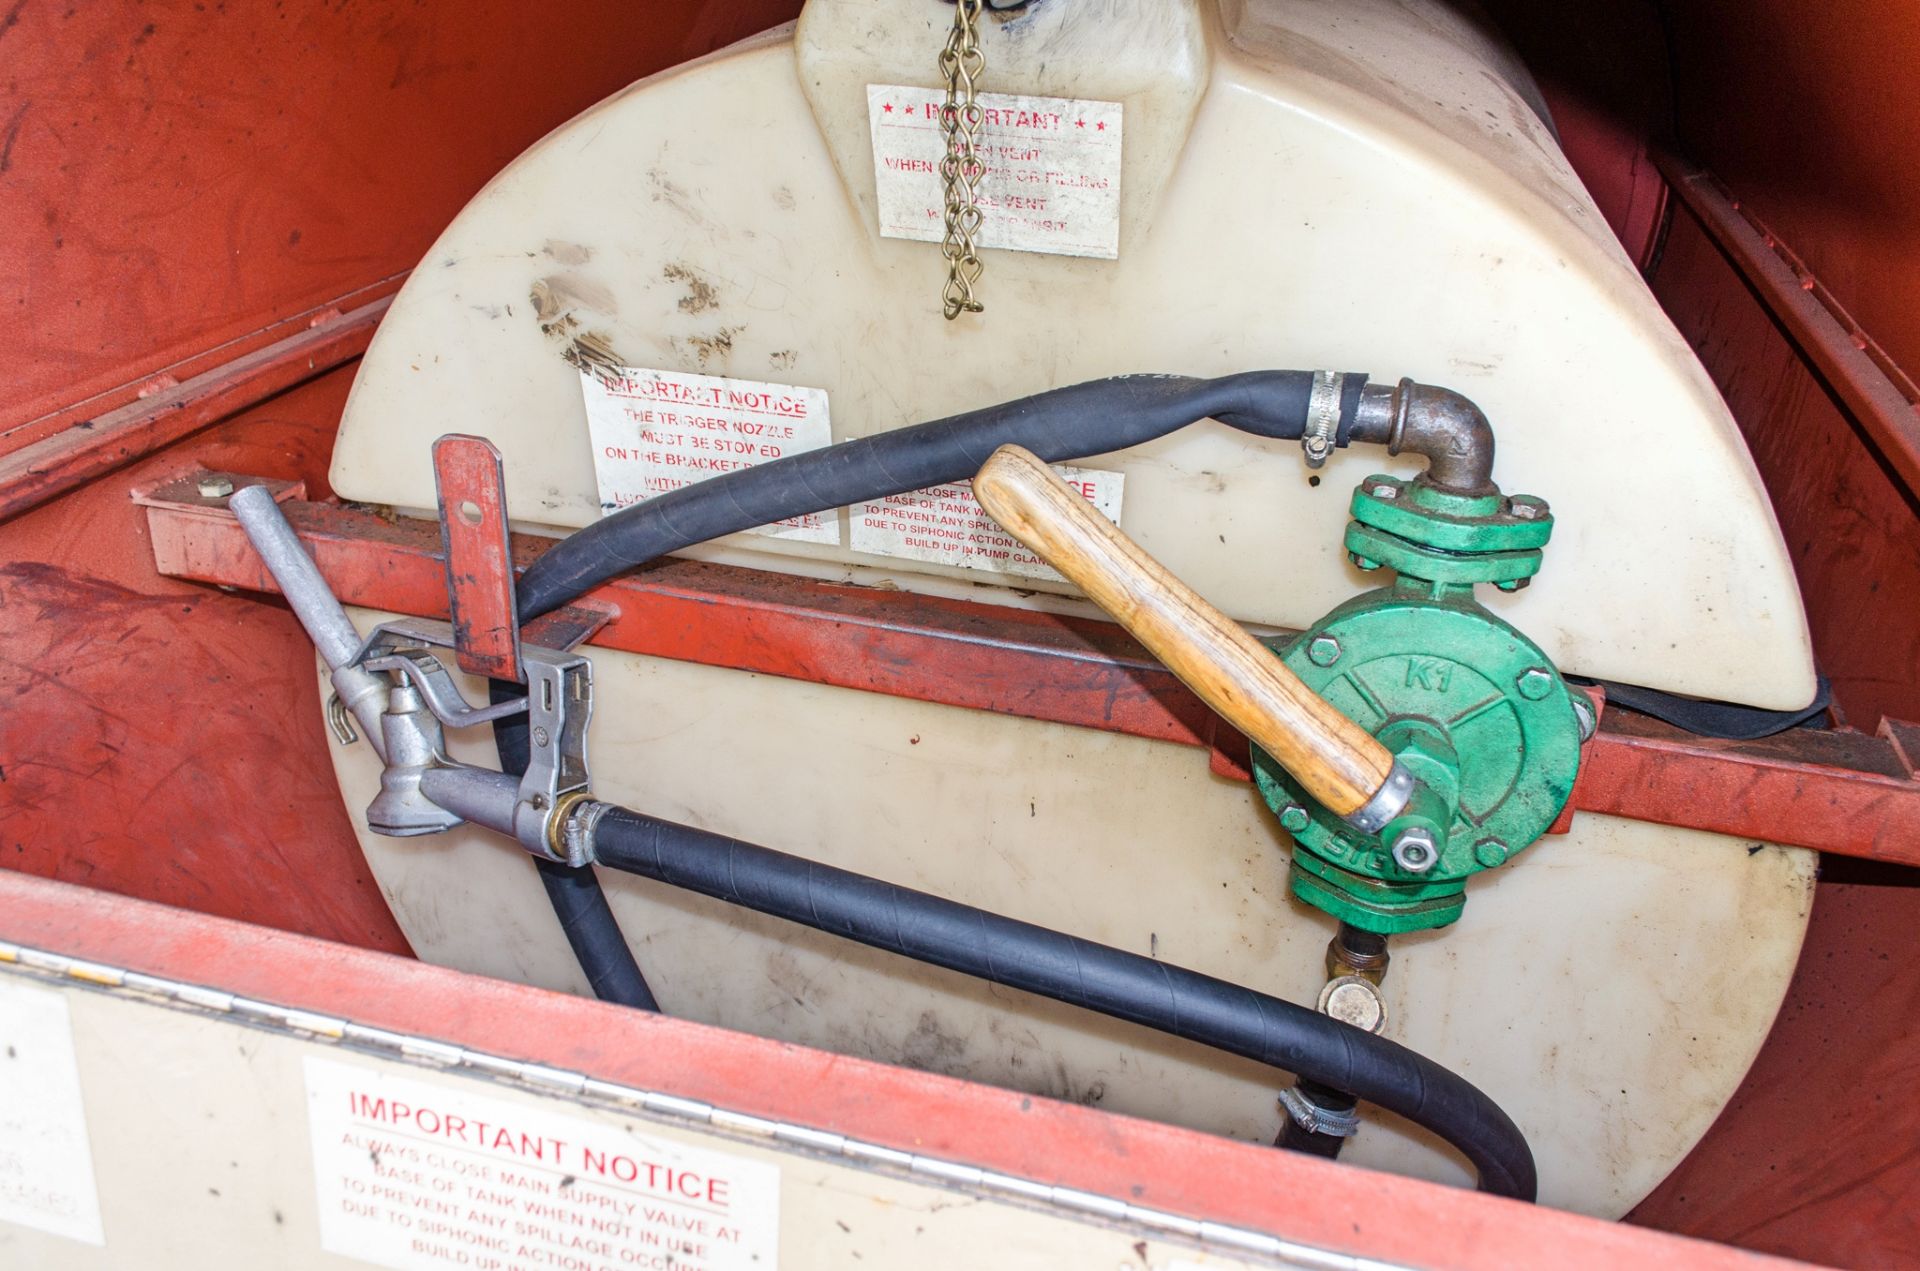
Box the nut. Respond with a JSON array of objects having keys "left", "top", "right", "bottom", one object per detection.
[
  {"left": 1516, "top": 667, "right": 1555, "bottom": 700},
  {"left": 1348, "top": 551, "right": 1382, "bottom": 572},
  {"left": 197, "top": 475, "right": 235, "bottom": 499},
  {"left": 1390, "top": 826, "right": 1438, "bottom": 874},
  {"left": 1306, "top": 635, "right": 1342, "bottom": 667},
  {"left": 1370, "top": 483, "right": 1399, "bottom": 500}
]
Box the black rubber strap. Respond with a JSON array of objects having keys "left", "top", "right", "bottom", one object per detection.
[{"left": 1577, "top": 675, "right": 1832, "bottom": 741}]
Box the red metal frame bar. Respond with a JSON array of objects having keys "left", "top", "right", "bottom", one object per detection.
[
  {"left": 1658, "top": 154, "right": 1920, "bottom": 499},
  {"left": 0, "top": 294, "right": 392, "bottom": 524},
  {"left": 0, "top": 870, "right": 1797, "bottom": 1269},
  {"left": 137, "top": 488, "right": 1920, "bottom": 866}
]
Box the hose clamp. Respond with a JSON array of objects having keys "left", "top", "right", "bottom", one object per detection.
[
  {"left": 1301, "top": 370, "right": 1344, "bottom": 469},
  {"left": 1344, "top": 760, "right": 1415, "bottom": 835},
  {"left": 1279, "top": 1086, "right": 1361, "bottom": 1138},
  {"left": 551, "top": 791, "right": 609, "bottom": 868}
]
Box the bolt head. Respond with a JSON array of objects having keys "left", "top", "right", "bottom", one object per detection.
[
  {"left": 1306, "top": 635, "right": 1342, "bottom": 667},
  {"left": 1495, "top": 577, "right": 1531, "bottom": 592},
  {"left": 1348, "top": 552, "right": 1381, "bottom": 572},
  {"left": 1370, "top": 483, "right": 1399, "bottom": 500},
  {"left": 1510, "top": 501, "right": 1541, "bottom": 521},
  {"left": 1571, "top": 693, "right": 1597, "bottom": 741},
  {"left": 1279, "top": 804, "right": 1311, "bottom": 833},
  {"left": 197, "top": 475, "right": 235, "bottom": 499},
  {"left": 1516, "top": 668, "right": 1555, "bottom": 700},
  {"left": 1390, "top": 826, "right": 1438, "bottom": 874},
  {"left": 1473, "top": 837, "right": 1510, "bottom": 868}
]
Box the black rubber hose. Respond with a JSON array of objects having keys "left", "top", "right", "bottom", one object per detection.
[
  {"left": 532, "top": 860, "right": 661, "bottom": 1010},
  {"left": 498, "top": 370, "right": 1362, "bottom": 1014},
  {"left": 591, "top": 806, "right": 1538, "bottom": 1201},
  {"left": 515, "top": 370, "right": 1365, "bottom": 621},
  {"left": 492, "top": 684, "right": 660, "bottom": 1012}
]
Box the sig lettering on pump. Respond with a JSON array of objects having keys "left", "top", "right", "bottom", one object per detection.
[
  {"left": 303, "top": 1056, "right": 780, "bottom": 1271},
  {"left": 580, "top": 365, "right": 837, "bottom": 545},
  {"left": 868, "top": 84, "right": 1123, "bottom": 259}
]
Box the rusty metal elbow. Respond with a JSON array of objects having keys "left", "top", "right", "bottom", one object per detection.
[{"left": 1349, "top": 379, "right": 1497, "bottom": 496}]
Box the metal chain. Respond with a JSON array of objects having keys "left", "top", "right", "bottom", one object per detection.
[{"left": 937, "top": 0, "right": 987, "bottom": 319}]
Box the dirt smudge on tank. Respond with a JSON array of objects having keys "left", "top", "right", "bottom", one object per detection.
[
  {"left": 541, "top": 239, "right": 595, "bottom": 266},
  {"left": 648, "top": 169, "right": 702, "bottom": 224},
  {"left": 530, "top": 275, "right": 625, "bottom": 381},
  {"left": 675, "top": 325, "right": 744, "bottom": 371},
  {"left": 663, "top": 262, "right": 720, "bottom": 314},
  {"left": 898, "top": 1008, "right": 969, "bottom": 1071}
]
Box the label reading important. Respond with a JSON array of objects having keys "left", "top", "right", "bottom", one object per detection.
[
  {"left": 581, "top": 367, "right": 836, "bottom": 544},
  {"left": 303, "top": 1056, "right": 781, "bottom": 1271},
  {"left": 868, "top": 84, "right": 1123, "bottom": 259},
  {"left": 851, "top": 465, "right": 1123, "bottom": 581},
  {"left": 0, "top": 979, "right": 105, "bottom": 1246}
]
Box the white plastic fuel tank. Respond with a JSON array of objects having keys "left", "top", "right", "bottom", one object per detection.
[{"left": 324, "top": 0, "right": 1820, "bottom": 1218}]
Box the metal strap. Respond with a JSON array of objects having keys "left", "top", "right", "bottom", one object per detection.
[
  {"left": 1301, "top": 370, "right": 1344, "bottom": 468},
  {"left": 1279, "top": 1085, "right": 1362, "bottom": 1138}
]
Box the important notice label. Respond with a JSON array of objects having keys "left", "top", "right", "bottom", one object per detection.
[
  {"left": 581, "top": 367, "right": 836, "bottom": 544},
  {"left": 851, "top": 464, "right": 1123, "bottom": 580},
  {"left": 304, "top": 1056, "right": 781, "bottom": 1271},
  {"left": 0, "top": 979, "right": 104, "bottom": 1246},
  {"left": 868, "top": 84, "right": 1123, "bottom": 259}
]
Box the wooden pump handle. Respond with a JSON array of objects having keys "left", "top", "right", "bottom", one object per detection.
[{"left": 972, "top": 445, "right": 1396, "bottom": 819}]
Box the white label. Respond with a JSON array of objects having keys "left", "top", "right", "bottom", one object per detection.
[
  {"left": 868, "top": 84, "right": 1123, "bottom": 259},
  {"left": 304, "top": 1056, "right": 780, "bottom": 1271},
  {"left": 0, "top": 979, "right": 105, "bottom": 1246},
  {"left": 581, "top": 366, "right": 837, "bottom": 544},
  {"left": 851, "top": 465, "right": 1124, "bottom": 581}
]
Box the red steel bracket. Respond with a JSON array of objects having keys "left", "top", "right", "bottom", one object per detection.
[
  {"left": 522, "top": 601, "right": 619, "bottom": 653},
  {"left": 137, "top": 489, "right": 1920, "bottom": 867},
  {"left": 432, "top": 434, "right": 523, "bottom": 682}
]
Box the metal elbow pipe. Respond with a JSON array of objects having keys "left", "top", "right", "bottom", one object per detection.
[{"left": 1350, "top": 379, "right": 1497, "bottom": 496}]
